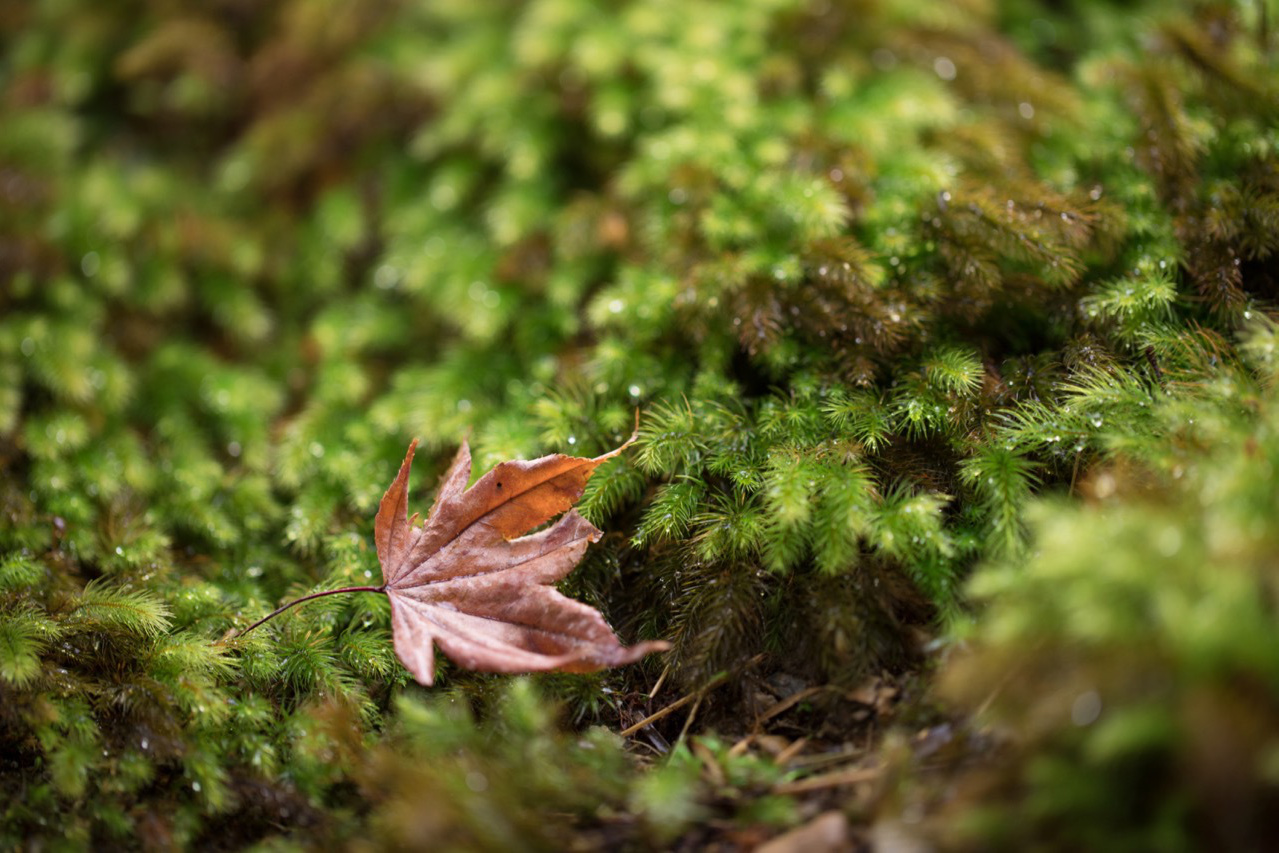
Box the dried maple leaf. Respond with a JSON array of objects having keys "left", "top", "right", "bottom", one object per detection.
[{"left": 375, "top": 436, "right": 669, "bottom": 685}]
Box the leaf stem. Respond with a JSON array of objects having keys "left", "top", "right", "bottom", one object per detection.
[{"left": 232, "top": 585, "right": 386, "bottom": 639}]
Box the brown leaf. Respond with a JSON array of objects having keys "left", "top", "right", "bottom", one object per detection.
[{"left": 375, "top": 435, "right": 669, "bottom": 685}]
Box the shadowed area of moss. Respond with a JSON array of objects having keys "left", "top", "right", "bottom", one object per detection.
[{"left": 1, "top": 0, "right": 1277, "bottom": 848}]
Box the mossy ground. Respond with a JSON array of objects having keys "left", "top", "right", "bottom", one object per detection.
[{"left": 2, "top": 1, "right": 1278, "bottom": 849}]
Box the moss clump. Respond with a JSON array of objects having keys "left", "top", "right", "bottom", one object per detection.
[
  {"left": 1, "top": 0, "right": 1278, "bottom": 847},
  {"left": 928, "top": 319, "right": 1279, "bottom": 851}
]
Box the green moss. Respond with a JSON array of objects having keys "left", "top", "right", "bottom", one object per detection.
[
  {"left": 1, "top": 0, "right": 1277, "bottom": 847},
  {"left": 931, "top": 319, "right": 1279, "bottom": 850}
]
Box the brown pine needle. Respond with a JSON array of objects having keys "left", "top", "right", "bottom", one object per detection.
[
  {"left": 648, "top": 663, "right": 670, "bottom": 699},
  {"left": 676, "top": 692, "right": 704, "bottom": 743},
  {"left": 621, "top": 655, "right": 764, "bottom": 738},
  {"left": 773, "top": 765, "right": 882, "bottom": 795},
  {"left": 775, "top": 737, "right": 808, "bottom": 766},
  {"left": 620, "top": 691, "right": 697, "bottom": 737},
  {"left": 756, "top": 686, "right": 825, "bottom": 726}
]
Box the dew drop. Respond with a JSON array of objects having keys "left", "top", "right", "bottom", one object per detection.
[{"left": 1071, "top": 690, "right": 1102, "bottom": 726}]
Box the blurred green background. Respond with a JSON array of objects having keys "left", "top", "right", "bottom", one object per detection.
[{"left": 2, "top": 0, "right": 1278, "bottom": 849}]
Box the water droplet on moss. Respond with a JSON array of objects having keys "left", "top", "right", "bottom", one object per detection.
[{"left": 1071, "top": 690, "right": 1102, "bottom": 726}]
